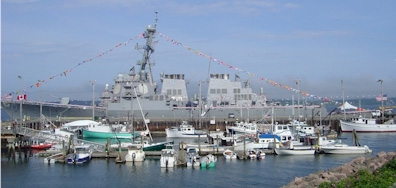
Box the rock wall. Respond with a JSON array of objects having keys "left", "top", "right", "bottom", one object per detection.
[{"left": 283, "top": 151, "right": 396, "bottom": 188}]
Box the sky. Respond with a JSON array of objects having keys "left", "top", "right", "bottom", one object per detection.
[{"left": 1, "top": 0, "right": 396, "bottom": 103}]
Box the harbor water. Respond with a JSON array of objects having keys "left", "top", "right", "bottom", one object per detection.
[{"left": 2, "top": 132, "right": 396, "bottom": 188}]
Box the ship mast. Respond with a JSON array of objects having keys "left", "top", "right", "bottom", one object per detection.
[{"left": 135, "top": 11, "right": 158, "bottom": 85}]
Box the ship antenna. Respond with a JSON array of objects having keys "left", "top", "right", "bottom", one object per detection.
[{"left": 154, "top": 11, "right": 158, "bottom": 28}]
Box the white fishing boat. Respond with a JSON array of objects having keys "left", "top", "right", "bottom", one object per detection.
[
  {"left": 223, "top": 149, "right": 237, "bottom": 160},
  {"left": 320, "top": 140, "right": 372, "bottom": 154},
  {"left": 67, "top": 145, "right": 93, "bottom": 164},
  {"left": 125, "top": 145, "right": 145, "bottom": 162},
  {"left": 165, "top": 121, "right": 207, "bottom": 138},
  {"left": 160, "top": 145, "right": 176, "bottom": 168},
  {"left": 186, "top": 147, "right": 200, "bottom": 167},
  {"left": 226, "top": 121, "right": 258, "bottom": 135},
  {"left": 340, "top": 116, "right": 396, "bottom": 132}
]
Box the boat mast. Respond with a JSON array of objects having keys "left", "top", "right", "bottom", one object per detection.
[
  {"left": 341, "top": 80, "right": 346, "bottom": 120},
  {"left": 378, "top": 79, "right": 384, "bottom": 123}
]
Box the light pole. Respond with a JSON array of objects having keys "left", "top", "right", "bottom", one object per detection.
[
  {"left": 378, "top": 79, "right": 384, "bottom": 123},
  {"left": 294, "top": 79, "right": 301, "bottom": 121},
  {"left": 18, "top": 76, "right": 23, "bottom": 127},
  {"left": 90, "top": 80, "right": 96, "bottom": 121},
  {"left": 341, "top": 80, "right": 346, "bottom": 120}
]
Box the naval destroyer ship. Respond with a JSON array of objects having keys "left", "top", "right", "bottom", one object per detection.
[{"left": 1, "top": 13, "right": 326, "bottom": 123}]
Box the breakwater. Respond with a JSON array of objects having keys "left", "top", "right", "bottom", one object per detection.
[{"left": 283, "top": 151, "right": 396, "bottom": 188}]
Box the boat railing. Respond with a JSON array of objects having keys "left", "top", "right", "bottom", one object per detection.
[{"left": 15, "top": 126, "right": 106, "bottom": 152}]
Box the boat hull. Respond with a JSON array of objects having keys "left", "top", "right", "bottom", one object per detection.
[
  {"left": 340, "top": 120, "right": 396, "bottom": 132},
  {"left": 275, "top": 148, "right": 315, "bottom": 155},
  {"left": 125, "top": 150, "right": 145, "bottom": 162},
  {"left": 31, "top": 144, "right": 53, "bottom": 150},
  {"left": 82, "top": 129, "right": 137, "bottom": 139},
  {"left": 165, "top": 129, "right": 207, "bottom": 138},
  {"left": 320, "top": 145, "right": 372, "bottom": 154}
]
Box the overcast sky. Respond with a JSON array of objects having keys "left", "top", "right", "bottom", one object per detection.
[{"left": 2, "top": 0, "right": 395, "bottom": 102}]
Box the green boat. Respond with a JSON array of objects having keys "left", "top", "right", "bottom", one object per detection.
[
  {"left": 82, "top": 129, "right": 139, "bottom": 139},
  {"left": 142, "top": 140, "right": 174, "bottom": 151}
]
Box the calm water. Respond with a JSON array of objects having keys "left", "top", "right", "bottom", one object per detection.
[{"left": 2, "top": 132, "right": 396, "bottom": 188}]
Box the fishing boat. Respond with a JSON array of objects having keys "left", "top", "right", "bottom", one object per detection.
[
  {"left": 160, "top": 145, "right": 176, "bottom": 168},
  {"left": 226, "top": 121, "right": 258, "bottom": 135},
  {"left": 200, "top": 154, "right": 216, "bottom": 168},
  {"left": 320, "top": 140, "right": 372, "bottom": 154},
  {"left": 82, "top": 122, "right": 139, "bottom": 139},
  {"left": 223, "top": 149, "right": 237, "bottom": 160},
  {"left": 165, "top": 121, "right": 207, "bottom": 138},
  {"left": 67, "top": 145, "right": 93, "bottom": 164},
  {"left": 186, "top": 147, "right": 200, "bottom": 167},
  {"left": 340, "top": 116, "right": 396, "bottom": 132},
  {"left": 125, "top": 145, "right": 145, "bottom": 162},
  {"left": 55, "top": 120, "right": 97, "bottom": 138}
]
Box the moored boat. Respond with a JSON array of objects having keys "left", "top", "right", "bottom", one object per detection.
[
  {"left": 223, "top": 149, "right": 237, "bottom": 160},
  {"left": 340, "top": 116, "right": 396, "bottom": 132},
  {"left": 186, "top": 147, "right": 200, "bottom": 167},
  {"left": 67, "top": 145, "right": 93, "bottom": 164},
  {"left": 82, "top": 122, "right": 139, "bottom": 139},
  {"left": 275, "top": 148, "right": 315, "bottom": 155},
  {"left": 125, "top": 145, "right": 145, "bottom": 162},
  {"left": 320, "top": 141, "right": 372, "bottom": 154},
  {"left": 31, "top": 143, "right": 53, "bottom": 150},
  {"left": 160, "top": 145, "right": 176, "bottom": 168},
  {"left": 200, "top": 154, "right": 216, "bottom": 168},
  {"left": 165, "top": 121, "right": 207, "bottom": 138}
]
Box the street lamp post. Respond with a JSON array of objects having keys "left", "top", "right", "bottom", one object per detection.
[
  {"left": 18, "top": 76, "right": 23, "bottom": 127},
  {"left": 294, "top": 79, "right": 301, "bottom": 121},
  {"left": 378, "top": 79, "right": 384, "bottom": 123},
  {"left": 90, "top": 80, "right": 96, "bottom": 121}
]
